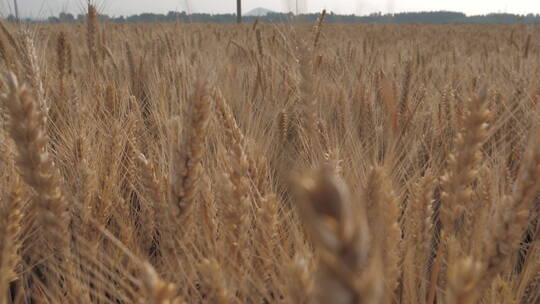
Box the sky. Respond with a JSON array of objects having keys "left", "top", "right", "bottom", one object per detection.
[{"left": 2, "top": 0, "right": 540, "bottom": 18}]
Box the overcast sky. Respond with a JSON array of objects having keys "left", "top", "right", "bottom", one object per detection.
[{"left": 3, "top": 0, "right": 540, "bottom": 18}]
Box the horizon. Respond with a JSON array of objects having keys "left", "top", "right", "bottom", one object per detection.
[{"left": 2, "top": 0, "right": 540, "bottom": 19}]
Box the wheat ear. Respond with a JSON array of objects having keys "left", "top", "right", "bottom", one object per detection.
[
  {"left": 1, "top": 73, "right": 68, "bottom": 253},
  {"left": 0, "top": 184, "right": 23, "bottom": 302},
  {"left": 295, "top": 166, "right": 383, "bottom": 304}
]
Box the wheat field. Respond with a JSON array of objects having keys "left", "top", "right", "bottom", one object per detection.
[{"left": 0, "top": 7, "right": 539, "bottom": 304}]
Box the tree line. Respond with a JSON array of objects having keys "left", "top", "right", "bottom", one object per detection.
[{"left": 7, "top": 10, "right": 540, "bottom": 24}]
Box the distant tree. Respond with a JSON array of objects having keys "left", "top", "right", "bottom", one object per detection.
[
  {"left": 59, "top": 12, "right": 75, "bottom": 22},
  {"left": 48, "top": 16, "right": 60, "bottom": 23},
  {"left": 6, "top": 14, "right": 17, "bottom": 23},
  {"left": 31, "top": 9, "right": 540, "bottom": 24},
  {"left": 112, "top": 16, "right": 125, "bottom": 23},
  {"left": 166, "top": 11, "right": 179, "bottom": 22},
  {"left": 98, "top": 14, "right": 110, "bottom": 22}
]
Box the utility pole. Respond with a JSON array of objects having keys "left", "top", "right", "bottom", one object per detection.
[
  {"left": 296, "top": 0, "right": 298, "bottom": 15},
  {"left": 236, "top": 0, "right": 241, "bottom": 23},
  {"left": 13, "top": 0, "right": 19, "bottom": 22}
]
